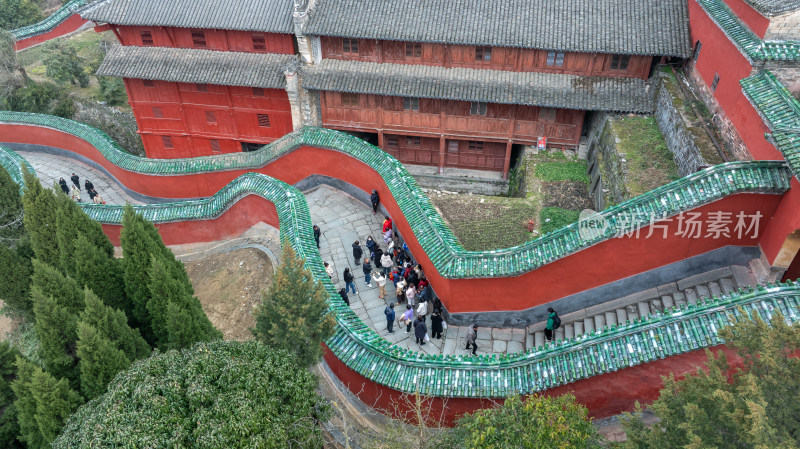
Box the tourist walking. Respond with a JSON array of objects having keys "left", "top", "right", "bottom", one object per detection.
[
  {"left": 313, "top": 225, "right": 321, "bottom": 249},
  {"left": 384, "top": 303, "right": 395, "bottom": 333},
  {"left": 431, "top": 308, "right": 443, "bottom": 339},
  {"left": 58, "top": 178, "right": 69, "bottom": 194},
  {"left": 366, "top": 236, "right": 377, "bottom": 254},
  {"left": 395, "top": 277, "right": 406, "bottom": 304},
  {"left": 88, "top": 188, "right": 97, "bottom": 201},
  {"left": 338, "top": 288, "right": 350, "bottom": 306},
  {"left": 380, "top": 251, "right": 393, "bottom": 277},
  {"left": 371, "top": 246, "right": 383, "bottom": 270},
  {"left": 545, "top": 307, "right": 559, "bottom": 342},
  {"left": 382, "top": 216, "right": 392, "bottom": 243},
  {"left": 372, "top": 271, "right": 387, "bottom": 299},
  {"left": 92, "top": 190, "right": 105, "bottom": 204},
  {"left": 343, "top": 267, "right": 357, "bottom": 295},
  {"left": 414, "top": 316, "right": 427, "bottom": 345},
  {"left": 370, "top": 189, "right": 380, "bottom": 214},
  {"left": 70, "top": 184, "right": 81, "bottom": 202},
  {"left": 402, "top": 305, "right": 414, "bottom": 333},
  {"left": 405, "top": 283, "right": 416, "bottom": 307},
  {"left": 84, "top": 179, "right": 94, "bottom": 193},
  {"left": 362, "top": 258, "right": 373, "bottom": 287},
  {"left": 352, "top": 240, "right": 363, "bottom": 266},
  {"left": 324, "top": 262, "right": 333, "bottom": 279},
  {"left": 416, "top": 298, "right": 427, "bottom": 324},
  {"left": 70, "top": 172, "right": 80, "bottom": 187},
  {"left": 465, "top": 324, "right": 478, "bottom": 355}
]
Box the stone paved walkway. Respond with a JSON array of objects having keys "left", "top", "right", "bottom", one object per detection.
[
  {"left": 308, "top": 184, "right": 527, "bottom": 357},
  {"left": 15, "top": 150, "right": 145, "bottom": 205}
]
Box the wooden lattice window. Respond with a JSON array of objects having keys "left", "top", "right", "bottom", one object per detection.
[
  {"left": 546, "top": 51, "right": 565, "bottom": 67},
  {"left": 140, "top": 30, "right": 153, "bottom": 46},
  {"left": 205, "top": 110, "right": 216, "bottom": 124},
  {"left": 252, "top": 33, "right": 267, "bottom": 51},
  {"left": 252, "top": 87, "right": 265, "bottom": 96},
  {"left": 161, "top": 135, "right": 173, "bottom": 149},
  {"left": 405, "top": 42, "right": 421, "bottom": 58},
  {"left": 341, "top": 92, "right": 359, "bottom": 106},
  {"left": 387, "top": 136, "right": 398, "bottom": 147},
  {"left": 467, "top": 141, "right": 484, "bottom": 152},
  {"left": 711, "top": 72, "right": 720, "bottom": 92},
  {"left": 610, "top": 54, "right": 631, "bottom": 70},
  {"left": 693, "top": 41, "right": 702, "bottom": 61},
  {"left": 210, "top": 139, "right": 221, "bottom": 153},
  {"left": 342, "top": 38, "right": 359, "bottom": 54},
  {"left": 403, "top": 97, "right": 419, "bottom": 111},
  {"left": 470, "top": 102, "right": 487, "bottom": 116},
  {"left": 475, "top": 46, "right": 491, "bottom": 61},
  {"left": 257, "top": 113, "right": 271, "bottom": 127},
  {"left": 406, "top": 136, "right": 421, "bottom": 147},
  {"left": 142, "top": 79, "right": 155, "bottom": 87},
  {"left": 152, "top": 107, "right": 163, "bottom": 118},
  {"left": 191, "top": 30, "right": 206, "bottom": 48}
]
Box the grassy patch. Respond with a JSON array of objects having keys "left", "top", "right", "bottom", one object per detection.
[
  {"left": 611, "top": 116, "right": 679, "bottom": 197},
  {"left": 540, "top": 207, "right": 581, "bottom": 235},
  {"left": 534, "top": 161, "right": 590, "bottom": 184}
]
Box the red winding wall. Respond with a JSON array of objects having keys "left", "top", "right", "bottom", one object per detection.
[
  {"left": 13, "top": 14, "right": 88, "bottom": 51},
  {"left": 1, "top": 123, "right": 788, "bottom": 313},
  {"left": 721, "top": 0, "right": 770, "bottom": 38},
  {"left": 323, "top": 343, "right": 742, "bottom": 425}
]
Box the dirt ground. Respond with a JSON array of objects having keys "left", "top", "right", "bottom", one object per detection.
[
  {"left": 0, "top": 301, "right": 19, "bottom": 341},
  {"left": 184, "top": 248, "right": 273, "bottom": 341},
  {"left": 542, "top": 181, "right": 594, "bottom": 210}
]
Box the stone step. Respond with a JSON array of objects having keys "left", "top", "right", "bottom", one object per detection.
[
  {"left": 709, "top": 281, "right": 722, "bottom": 298},
  {"left": 605, "top": 311, "right": 618, "bottom": 327},
  {"left": 593, "top": 314, "right": 606, "bottom": 330},
  {"left": 684, "top": 288, "right": 698, "bottom": 305},
  {"left": 637, "top": 301, "right": 652, "bottom": 319},
  {"left": 661, "top": 294, "right": 674, "bottom": 310},
  {"left": 616, "top": 308, "right": 628, "bottom": 324},
  {"left": 534, "top": 331, "right": 545, "bottom": 348},
  {"left": 672, "top": 291, "right": 687, "bottom": 307},
  {"left": 696, "top": 284, "right": 710, "bottom": 300},
  {"left": 720, "top": 277, "right": 736, "bottom": 295},
  {"left": 583, "top": 318, "right": 595, "bottom": 333},
  {"left": 564, "top": 323, "right": 575, "bottom": 339}
]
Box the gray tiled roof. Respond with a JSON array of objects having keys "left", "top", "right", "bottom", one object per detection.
[
  {"left": 301, "top": 59, "right": 654, "bottom": 113},
  {"left": 742, "top": 0, "right": 800, "bottom": 16},
  {"left": 305, "top": 0, "right": 691, "bottom": 58},
  {"left": 82, "top": 0, "right": 294, "bottom": 33},
  {"left": 96, "top": 45, "right": 296, "bottom": 89}
]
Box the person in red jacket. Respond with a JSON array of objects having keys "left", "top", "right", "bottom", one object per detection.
[{"left": 382, "top": 216, "right": 393, "bottom": 244}]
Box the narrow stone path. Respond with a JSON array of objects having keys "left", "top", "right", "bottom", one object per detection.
[{"left": 308, "top": 184, "right": 526, "bottom": 357}]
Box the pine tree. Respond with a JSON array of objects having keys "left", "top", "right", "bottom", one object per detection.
[
  {"left": 252, "top": 244, "right": 336, "bottom": 368},
  {"left": 0, "top": 166, "right": 24, "bottom": 246},
  {"left": 29, "top": 367, "right": 82, "bottom": 446},
  {"left": 0, "top": 343, "right": 23, "bottom": 449},
  {"left": 147, "top": 257, "right": 221, "bottom": 350},
  {"left": 72, "top": 234, "right": 129, "bottom": 316},
  {"left": 11, "top": 357, "right": 43, "bottom": 449},
  {"left": 55, "top": 197, "right": 115, "bottom": 279},
  {"left": 120, "top": 206, "right": 157, "bottom": 342},
  {"left": 32, "top": 293, "right": 79, "bottom": 385},
  {"left": 0, "top": 243, "right": 33, "bottom": 317},
  {"left": 75, "top": 321, "right": 130, "bottom": 399},
  {"left": 21, "top": 169, "right": 61, "bottom": 267},
  {"left": 80, "top": 290, "right": 150, "bottom": 363},
  {"left": 30, "top": 259, "right": 84, "bottom": 315}
]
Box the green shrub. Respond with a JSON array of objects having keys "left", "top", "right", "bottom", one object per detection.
[{"left": 540, "top": 207, "right": 580, "bottom": 235}]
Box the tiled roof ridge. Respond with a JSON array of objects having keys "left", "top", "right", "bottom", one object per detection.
[
  {"left": 1, "top": 142, "right": 798, "bottom": 397},
  {"left": 697, "top": 0, "right": 800, "bottom": 62},
  {"left": 741, "top": 70, "right": 800, "bottom": 180},
  {"left": 10, "top": 0, "right": 91, "bottom": 40},
  {"left": 0, "top": 111, "right": 791, "bottom": 282},
  {"left": 742, "top": 0, "right": 800, "bottom": 17}
]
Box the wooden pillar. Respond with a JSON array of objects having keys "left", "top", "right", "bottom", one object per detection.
[
  {"left": 502, "top": 141, "right": 513, "bottom": 180},
  {"left": 438, "top": 135, "right": 446, "bottom": 175},
  {"left": 378, "top": 131, "right": 384, "bottom": 150}
]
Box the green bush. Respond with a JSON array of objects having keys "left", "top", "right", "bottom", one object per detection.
[
  {"left": 54, "top": 341, "right": 330, "bottom": 448},
  {"left": 0, "top": 0, "right": 43, "bottom": 30},
  {"left": 97, "top": 76, "right": 126, "bottom": 106},
  {"left": 4, "top": 80, "right": 75, "bottom": 118},
  {"left": 534, "top": 161, "right": 589, "bottom": 184},
  {"left": 540, "top": 207, "right": 580, "bottom": 235}
]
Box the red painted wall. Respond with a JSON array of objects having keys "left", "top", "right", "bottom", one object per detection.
[
  {"left": 721, "top": 0, "right": 770, "bottom": 38},
  {"left": 2, "top": 124, "right": 789, "bottom": 313},
  {"left": 760, "top": 178, "right": 800, "bottom": 264},
  {"left": 688, "top": 0, "right": 782, "bottom": 162},
  {"left": 323, "top": 343, "right": 743, "bottom": 425},
  {"left": 13, "top": 14, "right": 88, "bottom": 51},
  {"left": 113, "top": 25, "right": 295, "bottom": 54}
]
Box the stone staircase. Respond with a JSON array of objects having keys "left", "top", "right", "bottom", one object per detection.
[{"left": 526, "top": 265, "right": 757, "bottom": 349}]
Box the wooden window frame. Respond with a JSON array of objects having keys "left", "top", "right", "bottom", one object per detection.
[
  {"left": 475, "top": 46, "right": 492, "bottom": 62},
  {"left": 257, "top": 113, "right": 271, "bottom": 127},
  {"left": 387, "top": 136, "right": 399, "bottom": 148},
  {"left": 711, "top": 72, "right": 720, "bottom": 92},
  {"left": 161, "top": 135, "right": 173, "bottom": 149},
  {"left": 609, "top": 54, "right": 631, "bottom": 71},
  {"left": 205, "top": 110, "right": 216, "bottom": 124},
  {"left": 341, "top": 92, "right": 359, "bottom": 107},
  {"left": 142, "top": 79, "right": 155, "bottom": 87},
  {"left": 406, "top": 136, "right": 421, "bottom": 147},
  {"left": 693, "top": 41, "right": 702, "bottom": 62},
  {"left": 470, "top": 101, "right": 488, "bottom": 116},
  {"left": 140, "top": 30, "right": 153, "bottom": 46},
  {"left": 191, "top": 30, "right": 206, "bottom": 48},
  {"left": 467, "top": 141, "right": 484, "bottom": 152},
  {"left": 252, "top": 33, "right": 267, "bottom": 51},
  {"left": 405, "top": 42, "right": 422, "bottom": 58},
  {"left": 546, "top": 50, "right": 565, "bottom": 67},
  {"left": 342, "top": 38, "right": 359, "bottom": 54},
  {"left": 209, "top": 139, "right": 222, "bottom": 153},
  {"left": 403, "top": 97, "right": 420, "bottom": 111}
]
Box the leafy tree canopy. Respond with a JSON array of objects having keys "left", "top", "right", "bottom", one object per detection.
[
  {"left": 43, "top": 41, "right": 89, "bottom": 87},
  {"left": 0, "top": 0, "right": 43, "bottom": 30},
  {"left": 54, "top": 341, "right": 330, "bottom": 449}
]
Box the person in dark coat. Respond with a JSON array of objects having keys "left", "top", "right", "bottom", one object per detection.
[
  {"left": 362, "top": 258, "right": 373, "bottom": 286},
  {"left": 384, "top": 303, "right": 395, "bottom": 333},
  {"left": 419, "top": 284, "right": 432, "bottom": 304},
  {"left": 430, "top": 308, "right": 444, "bottom": 339},
  {"left": 58, "top": 178, "right": 69, "bottom": 194},
  {"left": 372, "top": 247, "right": 383, "bottom": 268},
  {"left": 88, "top": 188, "right": 97, "bottom": 201},
  {"left": 370, "top": 189, "right": 380, "bottom": 214},
  {"left": 365, "top": 236, "right": 377, "bottom": 254},
  {"left": 84, "top": 179, "right": 94, "bottom": 193},
  {"left": 352, "top": 240, "right": 363, "bottom": 266},
  {"left": 414, "top": 315, "right": 427, "bottom": 345},
  {"left": 432, "top": 297, "right": 443, "bottom": 313},
  {"left": 312, "top": 225, "right": 321, "bottom": 248},
  {"left": 338, "top": 288, "right": 350, "bottom": 306},
  {"left": 343, "top": 268, "right": 357, "bottom": 295},
  {"left": 70, "top": 172, "right": 80, "bottom": 187}
]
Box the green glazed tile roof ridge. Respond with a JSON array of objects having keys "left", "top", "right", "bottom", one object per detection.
[
  {"left": 741, "top": 70, "right": 800, "bottom": 180},
  {"left": 0, "top": 145, "right": 34, "bottom": 193},
  {"left": 10, "top": 0, "right": 90, "bottom": 40},
  {"left": 2, "top": 144, "right": 799, "bottom": 397},
  {"left": 697, "top": 0, "right": 800, "bottom": 62},
  {"left": 0, "top": 112, "right": 792, "bottom": 279}
]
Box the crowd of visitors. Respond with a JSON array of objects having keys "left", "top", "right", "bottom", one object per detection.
[{"left": 57, "top": 173, "right": 105, "bottom": 204}]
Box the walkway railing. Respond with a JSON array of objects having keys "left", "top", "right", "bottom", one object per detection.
[
  {"left": 1, "top": 131, "right": 798, "bottom": 397},
  {"left": 10, "top": 0, "right": 89, "bottom": 40},
  {"left": 0, "top": 112, "right": 791, "bottom": 281}
]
